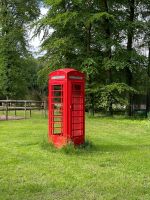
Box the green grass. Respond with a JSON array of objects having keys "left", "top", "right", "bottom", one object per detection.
[{"left": 0, "top": 111, "right": 150, "bottom": 200}]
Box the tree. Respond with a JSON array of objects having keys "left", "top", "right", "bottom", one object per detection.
[
  {"left": 37, "top": 0, "right": 149, "bottom": 116},
  {"left": 135, "top": 0, "right": 150, "bottom": 116},
  {"left": 108, "top": 0, "right": 148, "bottom": 116},
  {"left": 0, "top": 0, "right": 40, "bottom": 99},
  {"left": 37, "top": 0, "right": 115, "bottom": 115}
]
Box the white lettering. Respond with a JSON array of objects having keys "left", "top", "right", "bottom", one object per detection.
[
  {"left": 69, "top": 76, "right": 82, "bottom": 80},
  {"left": 51, "top": 76, "right": 65, "bottom": 80}
]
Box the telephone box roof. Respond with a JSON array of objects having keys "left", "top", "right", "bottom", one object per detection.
[
  {"left": 54, "top": 68, "right": 77, "bottom": 73},
  {"left": 49, "top": 68, "right": 83, "bottom": 76}
]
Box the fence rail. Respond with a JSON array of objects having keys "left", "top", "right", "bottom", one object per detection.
[{"left": 0, "top": 100, "right": 47, "bottom": 120}]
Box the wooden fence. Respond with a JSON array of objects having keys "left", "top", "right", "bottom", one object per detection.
[{"left": 0, "top": 100, "right": 47, "bottom": 120}]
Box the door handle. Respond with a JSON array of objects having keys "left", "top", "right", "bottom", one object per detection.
[{"left": 70, "top": 104, "right": 74, "bottom": 110}]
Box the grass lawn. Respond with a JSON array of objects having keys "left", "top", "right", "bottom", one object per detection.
[{"left": 0, "top": 112, "right": 150, "bottom": 200}]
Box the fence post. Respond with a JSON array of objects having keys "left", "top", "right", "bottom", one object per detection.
[
  {"left": 41, "top": 101, "right": 44, "bottom": 115},
  {"left": 30, "top": 102, "right": 31, "bottom": 117},
  {"left": 44, "top": 101, "right": 47, "bottom": 118},
  {"left": 6, "top": 101, "right": 8, "bottom": 120},
  {"left": 15, "top": 101, "right": 17, "bottom": 116},
  {"left": 24, "top": 101, "right": 27, "bottom": 119}
]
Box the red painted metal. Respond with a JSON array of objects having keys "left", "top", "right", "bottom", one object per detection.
[{"left": 48, "top": 68, "right": 85, "bottom": 148}]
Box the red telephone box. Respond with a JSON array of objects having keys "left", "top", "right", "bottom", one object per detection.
[{"left": 48, "top": 68, "right": 85, "bottom": 148}]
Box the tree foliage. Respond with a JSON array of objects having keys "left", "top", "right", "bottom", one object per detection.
[
  {"left": 0, "top": 0, "right": 40, "bottom": 99},
  {"left": 35, "top": 0, "right": 149, "bottom": 115}
]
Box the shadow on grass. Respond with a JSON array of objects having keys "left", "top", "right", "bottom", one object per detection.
[{"left": 40, "top": 138, "right": 149, "bottom": 155}]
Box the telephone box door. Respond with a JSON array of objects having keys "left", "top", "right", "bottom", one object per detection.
[
  {"left": 49, "top": 84, "right": 64, "bottom": 136},
  {"left": 70, "top": 82, "right": 84, "bottom": 140}
]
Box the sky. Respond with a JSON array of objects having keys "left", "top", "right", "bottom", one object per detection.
[{"left": 28, "top": 7, "right": 48, "bottom": 57}]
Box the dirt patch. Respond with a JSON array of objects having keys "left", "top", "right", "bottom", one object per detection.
[{"left": 0, "top": 115, "right": 25, "bottom": 121}]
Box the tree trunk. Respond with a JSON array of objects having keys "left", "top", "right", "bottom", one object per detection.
[
  {"left": 88, "top": 93, "right": 95, "bottom": 116},
  {"left": 86, "top": 24, "right": 95, "bottom": 116},
  {"left": 146, "top": 46, "right": 150, "bottom": 117},
  {"left": 86, "top": 23, "right": 91, "bottom": 55},
  {"left": 101, "top": 0, "right": 113, "bottom": 116},
  {"left": 1, "top": 0, "right": 11, "bottom": 99},
  {"left": 126, "top": 0, "right": 135, "bottom": 116}
]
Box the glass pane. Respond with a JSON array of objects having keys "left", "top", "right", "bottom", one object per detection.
[
  {"left": 54, "top": 128, "right": 61, "bottom": 134},
  {"left": 71, "top": 83, "right": 84, "bottom": 137},
  {"left": 72, "top": 117, "right": 83, "bottom": 123},
  {"left": 72, "top": 84, "right": 81, "bottom": 96},
  {"left": 54, "top": 122, "right": 62, "bottom": 128},
  {"left": 53, "top": 85, "right": 61, "bottom": 90},
  {"left": 73, "top": 85, "right": 81, "bottom": 91},
  {"left": 72, "top": 130, "right": 83, "bottom": 137},
  {"left": 53, "top": 98, "right": 62, "bottom": 103},
  {"left": 53, "top": 104, "right": 63, "bottom": 115},
  {"left": 54, "top": 117, "right": 62, "bottom": 122},
  {"left": 54, "top": 91, "right": 62, "bottom": 97},
  {"left": 51, "top": 84, "right": 63, "bottom": 135}
]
